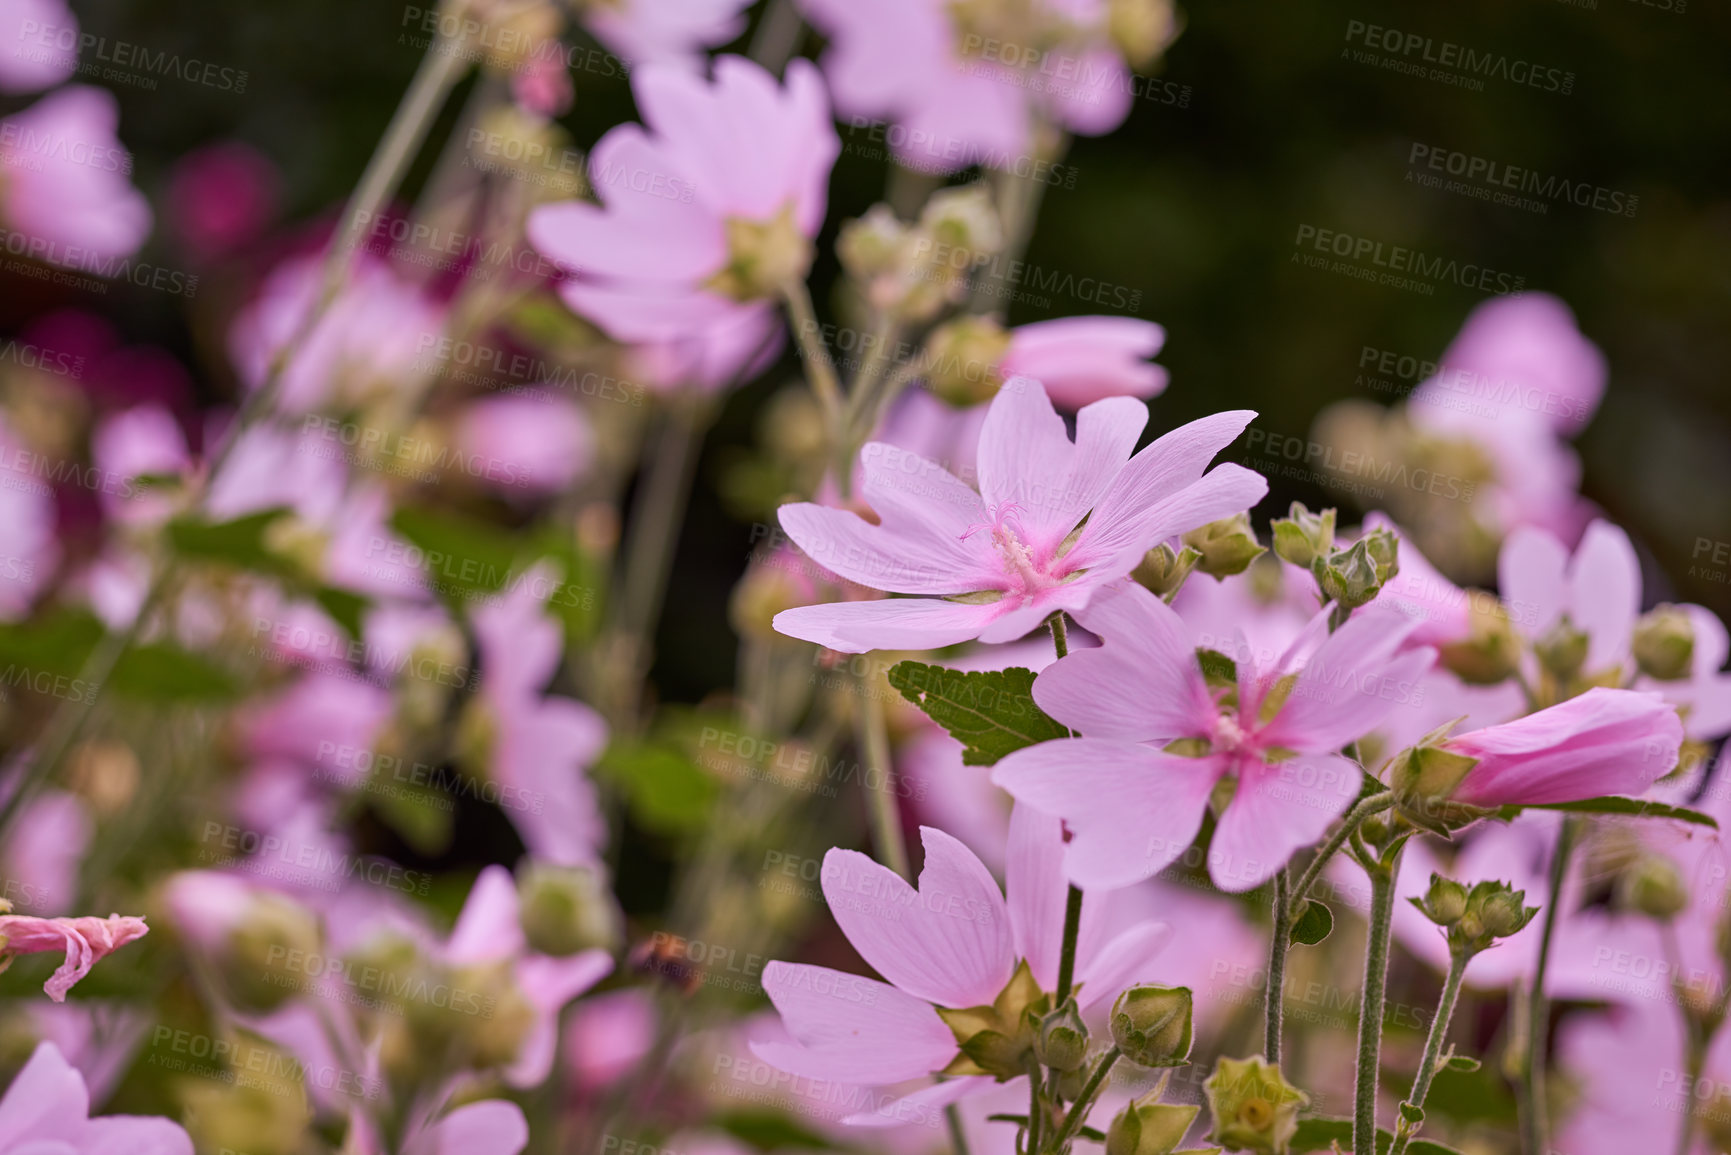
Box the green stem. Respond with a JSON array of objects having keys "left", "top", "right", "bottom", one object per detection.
[
  {"left": 1047, "top": 1047, "right": 1121, "bottom": 1151},
  {"left": 1287, "top": 793, "right": 1394, "bottom": 919},
  {"left": 1354, "top": 840, "right": 1405, "bottom": 1155},
  {"left": 1388, "top": 949, "right": 1469, "bottom": 1155},
  {"left": 858, "top": 677, "right": 910, "bottom": 879},
  {"left": 746, "top": 0, "right": 804, "bottom": 72},
  {"left": 1055, "top": 884, "right": 1084, "bottom": 1006},
  {"left": 946, "top": 1102, "right": 972, "bottom": 1155},
  {"left": 1521, "top": 818, "right": 1577, "bottom": 1155},
  {"left": 781, "top": 279, "right": 844, "bottom": 426},
  {"left": 1026, "top": 1055, "right": 1043, "bottom": 1154},
  {"left": 1266, "top": 866, "right": 1291, "bottom": 1063}
]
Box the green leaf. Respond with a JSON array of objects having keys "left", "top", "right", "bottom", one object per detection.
[
  {"left": 1398, "top": 1102, "right": 1425, "bottom": 1126},
  {"left": 109, "top": 642, "right": 239, "bottom": 703},
  {"left": 0, "top": 609, "right": 104, "bottom": 678},
  {"left": 1443, "top": 1054, "right": 1481, "bottom": 1072},
  {"left": 1290, "top": 899, "right": 1334, "bottom": 946},
  {"left": 886, "top": 662, "right": 1068, "bottom": 766},
  {"left": 1495, "top": 796, "right": 1717, "bottom": 829},
  {"left": 313, "top": 586, "right": 370, "bottom": 642},
  {"left": 1197, "top": 648, "right": 1238, "bottom": 691},
  {"left": 1289, "top": 1118, "right": 1464, "bottom": 1154},
  {"left": 713, "top": 1109, "right": 838, "bottom": 1151},
  {"left": 167, "top": 508, "right": 296, "bottom": 576},
  {"left": 368, "top": 780, "right": 455, "bottom": 856},
  {"left": 595, "top": 739, "right": 718, "bottom": 836},
  {"left": 389, "top": 506, "right": 521, "bottom": 599}
]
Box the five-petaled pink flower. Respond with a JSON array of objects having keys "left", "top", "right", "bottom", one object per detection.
[
  {"left": 994, "top": 582, "right": 1434, "bottom": 892},
  {"left": 754, "top": 807, "right": 1170, "bottom": 1125},
  {"left": 772, "top": 378, "right": 1266, "bottom": 652},
  {"left": 0, "top": 912, "right": 151, "bottom": 1002}
]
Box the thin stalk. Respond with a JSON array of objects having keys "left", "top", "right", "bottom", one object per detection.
[
  {"left": 946, "top": 1103, "right": 972, "bottom": 1155},
  {"left": 1025, "top": 1055, "right": 1043, "bottom": 1154},
  {"left": 747, "top": 0, "right": 804, "bottom": 73},
  {"left": 1287, "top": 793, "right": 1394, "bottom": 919},
  {"left": 1521, "top": 818, "right": 1578, "bottom": 1155},
  {"left": 1055, "top": 884, "right": 1084, "bottom": 1006},
  {"left": 1047, "top": 1047, "right": 1121, "bottom": 1151},
  {"left": 1388, "top": 949, "right": 1469, "bottom": 1155},
  {"left": 781, "top": 279, "right": 844, "bottom": 425},
  {"left": 1354, "top": 840, "right": 1405, "bottom": 1155},
  {"left": 857, "top": 678, "right": 910, "bottom": 878},
  {"left": 1266, "top": 866, "right": 1291, "bottom": 1062}
]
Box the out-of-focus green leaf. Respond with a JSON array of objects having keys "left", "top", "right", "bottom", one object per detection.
[
  {"left": 596, "top": 738, "right": 718, "bottom": 835},
  {"left": 389, "top": 506, "right": 520, "bottom": 598},
  {"left": 110, "top": 642, "right": 239, "bottom": 703}
]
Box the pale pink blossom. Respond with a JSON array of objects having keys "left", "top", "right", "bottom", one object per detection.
[
  {"left": 0, "top": 87, "right": 151, "bottom": 264},
  {"left": 579, "top": 0, "right": 755, "bottom": 67},
  {"left": 564, "top": 989, "right": 656, "bottom": 1093},
  {"left": 754, "top": 807, "right": 1170, "bottom": 1124},
  {"left": 455, "top": 390, "right": 593, "bottom": 497},
  {"left": 999, "top": 317, "right": 1169, "bottom": 407},
  {"left": 0, "top": 1041, "right": 192, "bottom": 1153},
  {"left": 91, "top": 404, "right": 192, "bottom": 526},
  {"left": 0, "top": 786, "right": 88, "bottom": 914},
  {"left": 0, "top": 913, "right": 150, "bottom": 1002},
  {"left": 0, "top": 0, "right": 78, "bottom": 92},
  {"left": 529, "top": 56, "right": 839, "bottom": 391},
  {"left": 350, "top": 1098, "right": 530, "bottom": 1155},
  {"left": 995, "top": 582, "right": 1433, "bottom": 891},
  {"left": 25, "top": 1002, "right": 149, "bottom": 1106},
  {"left": 773, "top": 378, "right": 1266, "bottom": 651},
  {"left": 0, "top": 413, "right": 60, "bottom": 619}
]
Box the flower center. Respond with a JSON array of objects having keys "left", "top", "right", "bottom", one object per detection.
[{"left": 963, "top": 502, "right": 1057, "bottom": 595}]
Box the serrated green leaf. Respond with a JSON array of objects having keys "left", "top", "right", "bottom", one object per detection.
[
  {"left": 1496, "top": 796, "right": 1717, "bottom": 829},
  {"left": 1290, "top": 899, "right": 1334, "bottom": 946},
  {"left": 886, "top": 661, "right": 1067, "bottom": 766}
]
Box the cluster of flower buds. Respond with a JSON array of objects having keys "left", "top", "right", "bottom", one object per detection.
[
  {"left": 1410, "top": 874, "right": 1539, "bottom": 957},
  {"left": 1270, "top": 502, "right": 1400, "bottom": 620},
  {"left": 1183, "top": 513, "right": 1266, "bottom": 581},
  {"left": 837, "top": 185, "right": 1003, "bottom": 324},
  {"left": 1202, "top": 1054, "right": 1307, "bottom": 1154}
]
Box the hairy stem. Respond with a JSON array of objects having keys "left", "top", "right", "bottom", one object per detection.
[
  {"left": 1287, "top": 793, "right": 1393, "bottom": 919},
  {"left": 1521, "top": 818, "right": 1577, "bottom": 1155},
  {"left": 1055, "top": 884, "right": 1085, "bottom": 1006},
  {"left": 1388, "top": 949, "right": 1469, "bottom": 1155},
  {"left": 1047, "top": 1047, "right": 1121, "bottom": 1152},
  {"left": 858, "top": 677, "right": 910, "bottom": 878},
  {"left": 1355, "top": 841, "right": 1405, "bottom": 1155},
  {"left": 1266, "top": 866, "right": 1291, "bottom": 1062}
]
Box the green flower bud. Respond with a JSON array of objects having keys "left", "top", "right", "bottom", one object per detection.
[
  {"left": 1633, "top": 605, "right": 1695, "bottom": 682},
  {"left": 1134, "top": 543, "right": 1204, "bottom": 598},
  {"left": 517, "top": 863, "right": 622, "bottom": 956},
  {"left": 923, "top": 316, "right": 1010, "bottom": 406},
  {"left": 1362, "top": 527, "right": 1401, "bottom": 582},
  {"left": 1203, "top": 1055, "right": 1307, "bottom": 1155},
  {"left": 1183, "top": 513, "right": 1266, "bottom": 580},
  {"left": 707, "top": 204, "right": 813, "bottom": 300},
  {"left": 837, "top": 204, "right": 909, "bottom": 281},
  {"left": 1110, "top": 985, "right": 1193, "bottom": 1068},
  {"left": 1478, "top": 889, "right": 1529, "bottom": 938},
  {"left": 222, "top": 894, "right": 323, "bottom": 1014},
  {"left": 1269, "top": 503, "right": 1335, "bottom": 569},
  {"left": 1618, "top": 855, "right": 1689, "bottom": 921},
  {"left": 1107, "top": 1094, "right": 1199, "bottom": 1155},
  {"left": 1034, "top": 997, "right": 1090, "bottom": 1072},
  {"left": 1411, "top": 874, "right": 1469, "bottom": 927},
  {"left": 1312, "top": 538, "right": 1384, "bottom": 612},
  {"left": 1388, "top": 741, "right": 1489, "bottom": 835},
  {"left": 1437, "top": 603, "right": 1523, "bottom": 685},
  {"left": 936, "top": 960, "right": 1045, "bottom": 1079},
  {"left": 1534, "top": 616, "right": 1590, "bottom": 685},
  {"left": 919, "top": 184, "right": 1003, "bottom": 262}
]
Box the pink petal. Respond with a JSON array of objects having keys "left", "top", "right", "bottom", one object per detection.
[
  {"left": 754, "top": 961, "right": 958, "bottom": 1083},
  {"left": 821, "top": 830, "right": 1014, "bottom": 1008},
  {"left": 1001, "top": 318, "right": 1167, "bottom": 408},
  {"left": 403, "top": 1100, "right": 529, "bottom": 1155},
  {"left": 1006, "top": 805, "right": 1067, "bottom": 990},
  {"left": 0, "top": 1041, "right": 90, "bottom": 1143},
  {"left": 1074, "top": 920, "right": 1173, "bottom": 1011},
  {"left": 0, "top": 915, "right": 149, "bottom": 1002},
  {"left": 1040, "top": 582, "right": 1215, "bottom": 742},
  {"left": 507, "top": 950, "right": 614, "bottom": 1088},
  {"left": 444, "top": 866, "right": 524, "bottom": 965},
  {"left": 842, "top": 1075, "right": 995, "bottom": 1127},
  {"left": 773, "top": 596, "right": 1006, "bottom": 653},
  {"left": 1567, "top": 520, "right": 1640, "bottom": 673},
  {"left": 1258, "top": 607, "right": 1433, "bottom": 753},
  {"left": 1498, "top": 526, "right": 1569, "bottom": 640},
  {"left": 1209, "top": 755, "right": 1358, "bottom": 893},
  {"left": 993, "top": 740, "right": 1220, "bottom": 889}
]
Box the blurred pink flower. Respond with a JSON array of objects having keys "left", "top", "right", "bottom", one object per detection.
[
  {"left": 239, "top": 670, "right": 393, "bottom": 780},
  {"left": 564, "top": 988, "right": 656, "bottom": 1094},
  {"left": 0, "top": 87, "right": 151, "bottom": 264},
  {"left": 773, "top": 379, "right": 1265, "bottom": 651},
  {"left": 755, "top": 807, "right": 1170, "bottom": 1125},
  {"left": 472, "top": 565, "right": 609, "bottom": 866},
  {"left": 995, "top": 582, "right": 1432, "bottom": 891},
  {"left": 580, "top": 0, "right": 754, "bottom": 67},
  {"left": 351, "top": 1098, "right": 529, "bottom": 1155},
  {"left": 0, "top": 1041, "right": 192, "bottom": 1153},
  {"left": 91, "top": 404, "right": 192, "bottom": 526},
  {"left": 0, "top": 787, "right": 88, "bottom": 914},
  {"left": 0, "top": 913, "right": 150, "bottom": 1002},
  {"left": 512, "top": 51, "right": 573, "bottom": 117},
  {"left": 798, "top": 0, "right": 1139, "bottom": 174},
  {"left": 0, "top": 0, "right": 78, "bottom": 92},
  {"left": 999, "top": 317, "right": 1169, "bottom": 407},
  {"left": 25, "top": 1002, "right": 149, "bottom": 1106},
  {"left": 528, "top": 56, "right": 839, "bottom": 392},
  {"left": 0, "top": 414, "right": 60, "bottom": 619},
  {"left": 455, "top": 390, "right": 593, "bottom": 497},
  {"left": 166, "top": 141, "right": 279, "bottom": 259}
]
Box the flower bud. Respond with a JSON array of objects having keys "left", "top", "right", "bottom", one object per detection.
[
  {"left": 1110, "top": 985, "right": 1193, "bottom": 1068},
  {"left": 1411, "top": 874, "right": 1468, "bottom": 926},
  {"left": 1183, "top": 513, "right": 1266, "bottom": 580},
  {"left": 1312, "top": 538, "right": 1384, "bottom": 612},
  {"left": 1437, "top": 603, "right": 1523, "bottom": 685},
  {"left": 919, "top": 184, "right": 1003, "bottom": 263},
  {"left": 1442, "top": 881, "right": 1539, "bottom": 955},
  {"left": 1203, "top": 1055, "right": 1307, "bottom": 1155},
  {"left": 222, "top": 894, "right": 323, "bottom": 1014},
  {"left": 1617, "top": 854, "right": 1688, "bottom": 921},
  {"left": 1106, "top": 1094, "right": 1198, "bottom": 1155},
  {"left": 1269, "top": 503, "right": 1335, "bottom": 569},
  {"left": 1035, "top": 997, "right": 1090, "bottom": 1072},
  {"left": 709, "top": 205, "right": 813, "bottom": 300},
  {"left": 1133, "top": 544, "right": 1203, "bottom": 599},
  {"left": 1633, "top": 605, "right": 1695, "bottom": 682},
  {"left": 1362, "top": 527, "right": 1400, "bottom": 582},
  {"left": 1107, "top": 0, "right": 1179, "bottom": 68},
  {"left": 1478, "top": 889, "right": 1528, "bottom": 938},
  {"left": 838, "top": 204, "right": 909, "bottom": 280},
  {"left": 517, "top": 863, "right": 622, "bottom": 956},
  {"left": 1388, "top": 742, "right": 1487, "bottom": 835},
  {"left": 923, "top": 317, "right": 1009, "bottom": 406},
  {"left": 1534, "top": 617, "right": 1590, "bottom": 685}
]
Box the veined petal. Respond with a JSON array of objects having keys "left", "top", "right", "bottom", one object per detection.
[
  {"left": 1006, "top": 805, "right": 1067, "bottom": 990},
  {"left": 841, "top": 1075, "right": 995, "bottom": 1127},
  {"left": 1258, "top": 607, "right": 1433, "bottom": 753},
  {"left": 1074, "top": 920, "right": 1173, "bottom": 1011},
  {"left": 773, "top": 596, "right": 1006, "bottom": 653},
  {"left": 754, "top": 962, "right": 958, "bottom": 1084},
  {"left": 1498, "top": 526, "right": 1569, "bottom": 641},
  {"left": 1209, "top": 755, "right": 1357, "bottom": 893},
  {"left": 993, "top": 740, "right": 1221, "bottom": 890},
  {"left": 821, "top": 830, "right": 1014, "bottom": 1008},
  {"left": 1068, "top": 462, "right": 1268, "bottom": 583}
]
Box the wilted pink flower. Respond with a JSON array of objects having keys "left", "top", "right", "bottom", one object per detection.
[
  {"left": 529, "top": 56, "right": 839, "bottom": 391},
  {"left": 166, "top": 141, "right": 279, "bottom": 259},
  {"left": 773, "top": 379, "right": 1266, "bottom": 651},
  {"left": 0, "top": 1041, "right": 192, "bottom": 1153},
  {"left": 1422, "top": 686, "right": 1683, "bottom": 808},
  {"left": 0, "top": 0, "right": 78, "bottom": 93},
  {"left": 995, "top": 582, "right": 1433, "bottom": 891},
  {"left": 999, "top": 317, "right": 1169, "bottom": 407},
  {"left": 455, "top": 390, "right": 593, "bottom": 497},
  {"left": 579, "top": 0, "right": 754, "bottom": 67},
  {"left": 0, "top": 87, "right": 151, "bottom": 264},
  {"left": 0, "top": 912, "right": 150, "bottom": 1002},
  {"left": 754, "top": 807, "right": 1170, "bottom": 1124},
  {"left": 798, "top": 0, "right": 1145, "bottom": 173}
]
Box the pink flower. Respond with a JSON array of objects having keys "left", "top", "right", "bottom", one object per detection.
[
  {"left": 350, "top": 1098, "right": 530, "bottom": 1155},
  {"left": 0, "top": 1041, "right": 192, "bottom": 1153},
  {"left": 994, "top": 582, "right": 1434, "bottom": 891},
  {"left": 0, "top": 0, "right": 78, "bottom": 93},
  {"left": 998, "top": 317, "right": 1169, "bottom": 408},
  {"left": 91, "top": 405, "right": 193, "bottom": 526},
  {"left": 512, "top": 50, "right": 573, "bottom": 117},
  {"left": 455, "top": 390, "right": 593, "bottom": 497},
  {"left": 0, "top": 87, "right": 151, "bottom": 264},
  {"left": 754, "top": 807, "right": 1170, "bottom": 1124},
  {"left": 472, "top": 566, "right": 609, "bottom": 866},
  {"left": 773, "top": 379, "right": 1266, "bottom": 651},
  {"left": 1422, "top": 686, "right": 1683, "bottom": 809},
  {"left": 165, "top": 141, "right": 279, "bottom": 259},
  {"left": 0, "top": 787, "right": 88, "bottom": 914},
  {"left": 0, "top": 418, "right": 59, "bottom": 623},
  {"left": 579, "top": 0, "right": 754, "bottom": 67},
  {"left": 528, "top": 56, "right": 839, "bottom": 392},
  {"left": 0, "top": 913, "right": 150, "bottom": 1002},
  {"left": 798, "top": 0, "right": 1143, "bottom": 174}
]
